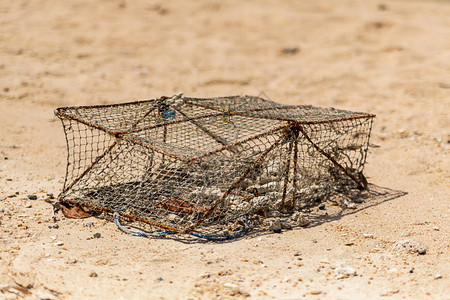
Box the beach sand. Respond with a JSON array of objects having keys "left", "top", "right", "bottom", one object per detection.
[{"left": 0, "top": 0, "right": 449, "bottom": 298}]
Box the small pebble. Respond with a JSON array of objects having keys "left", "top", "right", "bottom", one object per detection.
[
  {"left": 438, "top": 82, "right": 450, "bottom": 89},
  {"left": 89, "top": 272, "right": 98, "bottom": 277},
  {"left": 27, "top": 195, "right": 38, "bottom": 200},
  {"left": 35, "top": 291, "right": 55, "bottom": 300},
  {"left": 54, "top": 241, "right": 64, "bottom": 246},
  {"left": 388, "top": 268, "right": 398, "bottom": 273},
  {"left": 363, "top": 233, "right": 374, "bottom": 238},
  {"left": 266, "top": 210, "right": 282, "bottom": 218},
  {"left": 52, "top": 224, "right": 59, "bottom": 229},
  {"left": 335, "top": 262, "right": 357, "bottom": 277},
  {"left": 318, "top": 204, "right": 325, "bottom": 210},
  {"left": 281, "top": 47, "right": 300, "bottom": 55},
  {"left": 378, "top": 3, "right": 387, "bottom": 11},
  {"left": 435, "top": 274, "right": 442, "bottom": 279},
  {"left": 394, "top": 239, "right": 427, "bottom": 255},
  {"left": 156, "top": 277, "right": 163, "bottom": 282},
  {"left": 224, "top": 282, "right": 238, "bottom": 288},
  {"left": 269, "top": 219, "right": 282, "bottom": 233},
  {"left": 85, "top": 222, "right": 94, "bottom": 227},
  {"left": 93, "top": 233, "right": 101, "bottom": 239},
  {"left": 280, "top": 221, "right": 292, "bottom": 230},
  {"left": 346, "top": 203, "right": 357, "bottom": 209},
  {"left": 409, "top": 269, "right": 414, "bottom": 274}
]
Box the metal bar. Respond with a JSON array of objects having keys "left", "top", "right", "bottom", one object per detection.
[
  {"left": 61, "top": 199, "right": 183, "bottom": 233},
  {"left": 185, "top": 100, "right": 376, "bottom": 125},
  {"left": 291, "top": 135, "right": 299, "bottom": 209},
  {"left": 281, "top": 136, "right": 293, "bottom": 209}
]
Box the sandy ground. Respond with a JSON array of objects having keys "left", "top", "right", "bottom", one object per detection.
[{"left": 1, "top": 0, "right": 449, "bottom": 299}]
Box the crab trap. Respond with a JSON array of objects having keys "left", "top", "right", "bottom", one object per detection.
[{"left": 55, "top": 94, "right": 375, "bottom": 240}]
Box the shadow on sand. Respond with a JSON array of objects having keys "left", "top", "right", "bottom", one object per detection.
[{"left": 121, "top": 183, "right": 407, "bottom": 244}]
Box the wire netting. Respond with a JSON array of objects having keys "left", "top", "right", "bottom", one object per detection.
[{"left": 55, "top": 94, "right": 375, "bottom": 239}]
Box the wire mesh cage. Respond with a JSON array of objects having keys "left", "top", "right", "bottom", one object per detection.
[{"left": 55, "top": 94, "right": 375, "bottom": 240}]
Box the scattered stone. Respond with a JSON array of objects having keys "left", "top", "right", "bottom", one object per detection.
[
  {"left": 394, "top": 239, "right": 427, "bottom": 255},
  {"left": 54, "top": 241, "right": 64, "bottom": 246},
  {"left": 166, "top": 214, "right": 181, "bottom": 223},
  {"left": 378, "top": 3, "right": 387, "bottom": 11},
  {"left": 396, "top": 128, "right": 408, "bottom": 138},
  {"left": 224, "top": 282, "right": 238, "bottom": 288},
  {"left": 85, "top": 222, "right": 94, "bottom": 227},
  {"left": 310, "top": 290, "right": 322, "bottom": 295},
  {"left": 335, "top": 262, "right": 357, "bottom": 277},
  {"left": 218, "top": 269, "right": 233, "bottom": 276},
  {"left": 380, "top": 289, "right": 400, "bottom": 297},
  {"left": 432, "top": 226, "right": 439, "bottom": 231},
  {"left": 27, "top": 195, "right": 37, "bottom": 200},
  {"left": 363, "top": 233, "right": 374, "bottom": 238},
  {"left": 318, "top": 204, "right": 325, "bottom": 210},
  {"left": 281, "top": 47, "right": 300, "bottom": 55},
  {"left": 290, "top": 212, "right": 300, "bottom": 221},
  {"left": 237, "top": 178, "right": 252, "bottom": 189},
  {"left": 93, "top": 233, "right": 101, "bottom": 239},
  {"left": 388, "top": 268, "right": 398, "bottom": 273},
  {"left": 435, "top": 274, "right": 442, "bottom": 279},
  {"left": 258, "top": 182, "right": 277, "bottom": 194},
  {"left": 156, "top": 277, "right": 163, "bottom": 282},
  {"left": 346, "top": 203, "right": 357, "bottom": 209},
  {"left": 35, "top": 291, "right": 55, "bottom": 300},
  {"left": 438, "top": 82, "right": 450, "bottom": 89},
  {"left": 52, "top": 224, "right": 59, "bottom": 229},
  {"left": 409, "top": 269, "right": 414, "bottom": 273},
  {"left": 296, "top": 215, "right": 310, "bottom": 227},
  {"left": 89, "top": 272, "right": 98, "bottom": 277},
  {"left": 353, "top": 198, "right": 364, "bottom": 204},
  {"left": 266, "top": 210, "right": 281, "bottom": 218},
  {"left": 25, "top": 202, "right": 32, "bottom": 208},
  {"left": 280, "top": 221, "right": 292, "bottom": 230},
  {"left": 269, "top": 219, "right": 282, "bottom": 233},
  {"left": 46, "top": 193, "right": 55, "bottom": 199},
  {"left": 198, "top": 272, "right": 211, "bottom": 279}
]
